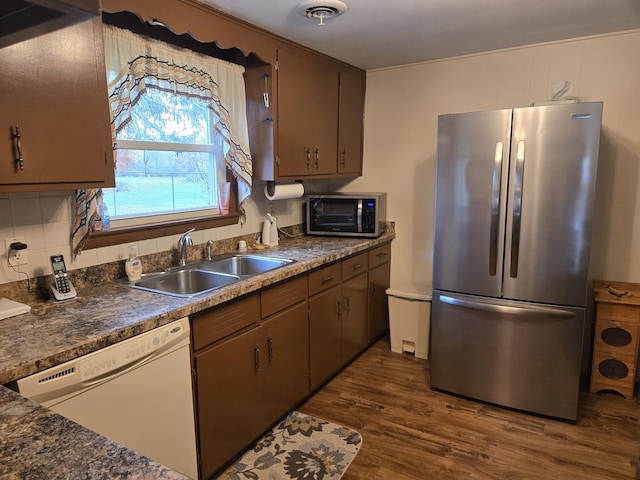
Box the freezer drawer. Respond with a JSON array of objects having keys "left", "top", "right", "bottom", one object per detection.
[{"left": 430, "top": 290, "right": 585, "bottom": 421}]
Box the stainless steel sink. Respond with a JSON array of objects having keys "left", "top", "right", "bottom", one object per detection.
[
  {"left": 120, "top": 254, "right": 294, "bottom": 297},
  {"left": 197, "top": 254, "right": 294, "bottom": 277},
  {"left": 132, "top": 269, "right": 239, "bottom": 298}
]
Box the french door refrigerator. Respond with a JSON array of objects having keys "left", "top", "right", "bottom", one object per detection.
[{"left": 430, "top": 102, "right": 603, "bottom": 421}]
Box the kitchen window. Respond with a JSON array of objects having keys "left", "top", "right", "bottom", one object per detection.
[
  {"left": 103, "top": 88, "right": 228, "bottom": 228},
  {"left": 74, "top": 23, "right": 253, "bottom": 254}
]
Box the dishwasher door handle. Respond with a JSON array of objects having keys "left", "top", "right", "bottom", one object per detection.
[{"left": 439, "top": 295, "right": 574, "bottom": 318}]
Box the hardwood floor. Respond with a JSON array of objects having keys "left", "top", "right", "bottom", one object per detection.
[{"left": 299, "top": 337, "right": 640, "bottom": 480}]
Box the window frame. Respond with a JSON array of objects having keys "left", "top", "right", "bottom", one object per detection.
[
  {"left": 86, "top": 20, "right": 247, "bottom": 251},
  {"left": 85, "top": 186, "right": 239, "bottom": 250}
]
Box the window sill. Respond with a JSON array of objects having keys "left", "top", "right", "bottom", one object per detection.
[{"left": 84, "top": 214, "right": 240, "bottom": 250}]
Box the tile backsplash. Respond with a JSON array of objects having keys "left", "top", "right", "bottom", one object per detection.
[{"left": 0, "top": 181, "right": 319, "bottom": 286}]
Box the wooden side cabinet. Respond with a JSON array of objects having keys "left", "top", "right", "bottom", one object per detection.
[{"left": 590, "top": 280, "right": 640, "bottom": 399}]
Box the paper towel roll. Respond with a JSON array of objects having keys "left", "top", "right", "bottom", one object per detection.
[{"left": 264, "top": 182, "right": 304, "bottom": 201}]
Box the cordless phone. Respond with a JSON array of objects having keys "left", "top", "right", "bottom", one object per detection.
[{"left": 50, "top": 254, "right": 77, "bottom": 301}]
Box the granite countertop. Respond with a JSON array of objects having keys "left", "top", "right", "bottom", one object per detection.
[{"left": 0, "top": 230, "right": 394, "bottom": 478}]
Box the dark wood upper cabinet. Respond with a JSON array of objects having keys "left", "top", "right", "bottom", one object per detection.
[
  {"left": 0, "top": 18, "right": 115, "bottom": 191},
  {"left": 276, "top": 45, "right": 339, "bottom": 178},
  {"left": 338, "top": 65, "right": 365, "bottom": 175}
]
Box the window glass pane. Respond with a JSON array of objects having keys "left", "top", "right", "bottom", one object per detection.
[
  {"left": 104, "top": 148, "right": 218, "bottom": 218},
  {"left": 119, "top": 89, "right": 213, "bottom": 145}
]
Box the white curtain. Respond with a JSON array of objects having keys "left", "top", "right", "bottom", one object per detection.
[{"left": 72, "top": 24, "right": 252, "bottom": 256}]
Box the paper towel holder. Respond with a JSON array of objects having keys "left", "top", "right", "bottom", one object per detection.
[
  {"left": 264, "top": 180, "right": 305, "bottom": 201},
  {"left": 265, "top": 180, "right": 303, "bottom": 197}
]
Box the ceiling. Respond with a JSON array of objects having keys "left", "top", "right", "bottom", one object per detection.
[{"left": 197, "top": 0, "right": 640, "bottom": 70}]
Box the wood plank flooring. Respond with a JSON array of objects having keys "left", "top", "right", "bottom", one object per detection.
[{"left": 299, "top": 337, "right": 640, "bottom": 480}]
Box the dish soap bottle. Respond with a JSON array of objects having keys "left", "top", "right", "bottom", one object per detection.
[{"left": 125, "top": 245, "right": 142, "bottom": 282}]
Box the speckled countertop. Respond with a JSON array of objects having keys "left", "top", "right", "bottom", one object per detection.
[{"left": 0, "top": 229, "right": 394, "bottom": 478}]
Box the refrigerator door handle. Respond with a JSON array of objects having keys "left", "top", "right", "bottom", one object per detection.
[
  {"left": 510, "top": 140, "right": 526, "bottom": 278},
  {"left": 489, "top": 141, "right": 504, "bottom": 276},
  {"left": 439, "top": 294, "right": 575, "bottom": 318}
]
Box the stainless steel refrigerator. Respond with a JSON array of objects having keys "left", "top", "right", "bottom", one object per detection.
[{"left": 430, "top": 102, "right": 603, "bottom": 421}]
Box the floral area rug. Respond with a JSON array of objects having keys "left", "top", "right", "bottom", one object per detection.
[{"left": 217, "top": 410, "right": 362, "bottom": 480}]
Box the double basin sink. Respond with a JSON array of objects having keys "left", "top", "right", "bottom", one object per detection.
[{"left": 125, "top": 254, "right": 294, "bottom": 297}]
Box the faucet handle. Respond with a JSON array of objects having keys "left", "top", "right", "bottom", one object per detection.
[
  {"left": 178, "top": 228, "right": 196, "bottom": 246},
  {"left": 206, "top": 240, "right": 214, "bottom": 260}
]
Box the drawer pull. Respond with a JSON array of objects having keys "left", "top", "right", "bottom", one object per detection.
[
  {"left": 321, "top": 274, "right": 335, "bottom": 284},
  {"left": 352, "top": 263, "right": 363, "bottom": 271},
  {"left": 376, "top": 252, "right": 388, "bottom": 258}
]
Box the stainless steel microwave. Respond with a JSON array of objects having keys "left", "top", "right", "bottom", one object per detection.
[{"left": 306, "top": 193, "right": 386, "bottom": 238}]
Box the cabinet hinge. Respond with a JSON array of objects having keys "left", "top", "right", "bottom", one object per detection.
[
  {"left": 192, "top": 367, "right": 197, "bottom": 384},
  {"left": 276, "top": 155, "right": 280, "bottom": 166}
]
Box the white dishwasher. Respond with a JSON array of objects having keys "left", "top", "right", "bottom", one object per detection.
[{"left": 15, "top": 317, "right": 198, "bottom": 479}]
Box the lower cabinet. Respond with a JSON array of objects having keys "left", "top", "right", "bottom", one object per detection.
[
  {"left": 192, "top": 278, "right": 309, "bottom": 479},
  {"left": 309, "top": 282, "right": 342, "bottom": 390},
  {"left": 191, "top": 244, "right": 391, "bottom": 478},
  {"left": 341, "top": 254, "right": 369, "bottom": 363},
  {"left": 368, "top": 243, "right": 392, "bottom": 342},
  {"left": 308, "top": 253, "right": 370, "bottom": 390}
]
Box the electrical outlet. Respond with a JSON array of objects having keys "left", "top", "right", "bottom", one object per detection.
[{"left": 5, "top": 237, "right": 28, "bottom": 267}]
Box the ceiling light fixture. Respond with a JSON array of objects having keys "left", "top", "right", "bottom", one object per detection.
[{"left": 297, "top": 0, "right": 349, "bottom": 26}]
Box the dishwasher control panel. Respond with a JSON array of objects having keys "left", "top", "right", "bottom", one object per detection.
[{"left": 13, "top": 318, "right": 190, "bottom": 405}]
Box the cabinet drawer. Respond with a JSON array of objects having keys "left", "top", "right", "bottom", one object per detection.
[
  {"left": 261, "top": 275, "right": 308, "bottom": 318},
  {"left": 309, "top": 263, "right": 342, "bottom": 296},
  {"left": 368, "top": 243, "right": 391, "bottom": 269},
  {"left": 594, "top": 319, "right": 639, "bottom": 357},
  {"left": 597, "top": 303, "right": 640, "bottom": 323},
  {"left": 191, "top": 294, "right": 260, "bottom": 351},
  {"left": 342, "top": 253, "right": 368, "bottom": 281}
]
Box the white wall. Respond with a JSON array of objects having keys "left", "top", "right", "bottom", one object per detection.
[
  {"left": 337, "top": 29, "right": 640, "bottom": 289},
  {"left": 0, "top": 184, "right": 306, "bottom": 284}
]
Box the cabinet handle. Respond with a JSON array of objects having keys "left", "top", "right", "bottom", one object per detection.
[
  {"left": 371, "top": 281, "right": 376, "bottom": 299},
  {"left": 13, "top": 125, "right": 24, "bottom": 171},
  {"left": 254, "top": 346, "right": 260, "bottom": 374},
  {"left": 314, "top": 147, "right": 320, "bottom": 169},
  {"left": 345, "top": 295, "right": 351, "bottom": 315},
  {"left": 336, "top": 298, "right": 342, "bottom": 317},
  {"left": 306, "top": 148, "right": 311, "bottom": 169},
  {"left": 352, "top": 263, "right": 363, "bottom": 271},
  {"left": 321, "top": 274, "right": 335, "bottom": 284},
  {"left": 340, "top": 148, "right": 346, "bottom": 168},
  {"left": 268, "top": 336, "right": 273, "bottom": 363},
  {"left": 376, "top": 252, "right": 388, "bottom": 259}
]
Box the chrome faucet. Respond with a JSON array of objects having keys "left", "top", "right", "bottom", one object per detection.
[
  {"left": 206, "top": 239, "right": 214, "bottom": 261},
  {"left": 178, "top": 228, "right": 195, "bottom": 266}
]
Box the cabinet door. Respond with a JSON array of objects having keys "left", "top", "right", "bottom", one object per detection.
[
  {"left": 0, "top": 19, "right": 114, "bottom": 189},
  {"left": 369, "top": 261, "right": 391, "bottom": 342},
  {"left": 277, "top": 47, "right": 338, "bottom": 177},
  {"left": 341, "top": 272, "right": 369, "bottom": 362},
  {"left": 337, "top": 66, "right": 364, "bottom": 175},
  {"left": 195, "top": 328, "right": 263, "bottom": 479},
  {"left": 309, "top": 284, "right": 342, "bottom": 390},
  {"left": 262, "top": 302, "right": 309, "bottom": 425}
]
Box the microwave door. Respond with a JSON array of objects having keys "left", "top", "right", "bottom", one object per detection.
[{"left": 312, "top": 199, "right": 358, "bottom": 232}]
